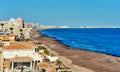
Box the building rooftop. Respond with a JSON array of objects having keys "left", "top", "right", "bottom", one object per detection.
[
  {"left": 2, "top": 36, "right": 10, "bottom": 41},
  {"left": 2, "top": 41, "right": 35, "bottom": 49},
  {"left": 37, "top": 62, "right": 49, "bottom": 67},
  {"left": 8, "top": 34, "right": 16, "bottom": 37},
  {"left": 37, "top": 62, "right": 56, "bottom": 72},
  {"left": 10, "top": 56, "right": 33, "bottom": 61}
]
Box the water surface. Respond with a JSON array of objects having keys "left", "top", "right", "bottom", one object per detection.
[{"left": 39, "top": 28, "right": 120, "bottom": 56}]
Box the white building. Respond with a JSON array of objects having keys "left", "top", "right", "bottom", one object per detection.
[
  {"left": 9, "top": 18, "right": 19, "bottom": 26},
  {"left": 2, "top": 41, "right": 43, "bottom": 71}
]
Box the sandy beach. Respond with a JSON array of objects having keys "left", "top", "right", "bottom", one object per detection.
[{"left": 31, "top": 31, "right": 120, "bottom": 72}]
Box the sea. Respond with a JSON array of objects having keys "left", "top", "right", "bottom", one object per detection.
[{"left": 38, "top": 28, "right": 120, "bottom": 56}]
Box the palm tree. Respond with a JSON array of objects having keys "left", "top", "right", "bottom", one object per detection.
[
  {"left": 19, "top": 29, "right": 23, "bottom": 36},
  {"left": 0, "top": 23, "right": 4, "bottom": 32},
  {"left": 19, "top": 29, "right": 23, "bottom": 32},
  {"left": 9, "top": 27, "right": 13, "bottom": 34},
  {"left": 19, "top": 29, "right": 24, "bottom": 39}
]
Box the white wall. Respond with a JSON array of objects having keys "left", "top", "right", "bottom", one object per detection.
[
  {"left": 47, "top": 56, "right": 58, "bottom": 62},
  {"left": 3, "top": 49, "right": 34, "bottom": 59}
]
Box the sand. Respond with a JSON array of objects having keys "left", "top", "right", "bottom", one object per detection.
[{"left": 31, "top": 31, "right": 120, "bottom": 72}]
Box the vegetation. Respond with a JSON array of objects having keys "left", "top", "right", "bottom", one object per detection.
[
  {"left": 24, "top": 38, "right": 31, "bottom": 41},
  {"left": 56, "top": 59, "right": 62, "bottom": 69},
  {"left": 50, "top": 53, "right": 55, "bottom": 57},
  {"left": 19, "top": 29, "right": 23, "bottom": 32},
  {"left": 42, "top": 58, "right": 50, "bottom": 63},
  {"left": 9, "top": 27, "right": 14, "bottom": 34},
  {"left": 0, "top": 23, "right": 4, "bottom": 32},
  {"left": 38, "top": 46, "right": 50, "bottom": 55},
  {"left": 0, "top": 42, "right": 3, "bottom": 47},
  {"left": 38, "top": 46, "right": 46, "bottom": 50},
  {"left": 41, "top": 69, "right": 46, "bottom": 72}
]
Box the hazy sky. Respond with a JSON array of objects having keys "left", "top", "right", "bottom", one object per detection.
[{"left": 0, "top": 0, "right": 120, "bottom": 27}]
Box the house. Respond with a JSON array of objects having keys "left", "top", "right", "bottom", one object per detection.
[
  {"left": 8, "top": 34, "right": 16, "bottom": 41},
  {"left": 1, "top": 41, "right": 43, "bottom": 71},
  {"left": 1, "top": 35, "right": 10, "bottom": 46},
  {"left": 0, "top": 35, "right": 15, "bottom": 46},
  {"left": 0, "top": 31, "right": 16, "bottom": 42}
]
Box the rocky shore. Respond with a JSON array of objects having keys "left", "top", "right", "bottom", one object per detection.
[{"left": 31, "top": 31, "right": 120, "bottom": 72}]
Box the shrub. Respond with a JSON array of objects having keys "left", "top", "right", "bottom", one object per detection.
[
  {"left": 38, "top": 46, "right": 49, "bottom": 55},
  {"left": 38, "top": 46, "right": 46, "bottom": 50},
  {"left": 44, "top": 49, "right": 49, "bottom": 55}
]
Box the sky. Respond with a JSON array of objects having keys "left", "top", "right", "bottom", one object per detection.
[{"left": 0, "top": 0, "right": 120, "bottom": 27}]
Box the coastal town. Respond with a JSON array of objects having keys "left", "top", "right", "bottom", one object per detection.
[
  {"left": 0, "top": 18, "right": 72, "bottom": 72},
  {"left": 0, "top": 18, "right": 120, "bottom": 72},
  {"left": 0, "top": 0, "right": 120, "bottom": 72}
]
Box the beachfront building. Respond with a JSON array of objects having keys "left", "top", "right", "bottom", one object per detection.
[
  {"left": 1, "top": 35, "right": 10, "bottom": 46},
  {"left": 0, "top": 18, "right": 33, "bottom": 41},
  {"left": 21, "top": 28, "right": 31, "bottom": 39},
  {"left": 1, "top": 41, "right": 43, "bottom": 71},
  {"left": 24, "top": 22, "right": 34, "bottom": 29},
  {"left": 0, "top": 32, "right": 15, "bottom": 42},
  {"left": 0, "top": 18, "right": 19, "bottom": 35},
  {"left": 16, "top": 17, "right": 25, "bottom": 28},
  {"left": 15, "top": 18, "right": 32, "bottom": 39},
  {"left": 9, "top": 18, "right": 20, "bottom": 35}
]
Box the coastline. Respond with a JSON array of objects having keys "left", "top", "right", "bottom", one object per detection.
[{"left": 31, "top": 31, "right": 120, "bottom": 72}]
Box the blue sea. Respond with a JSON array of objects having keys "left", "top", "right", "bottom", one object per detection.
[{"left": 39, "top": 28, "right": 120, "bottom": 56}]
